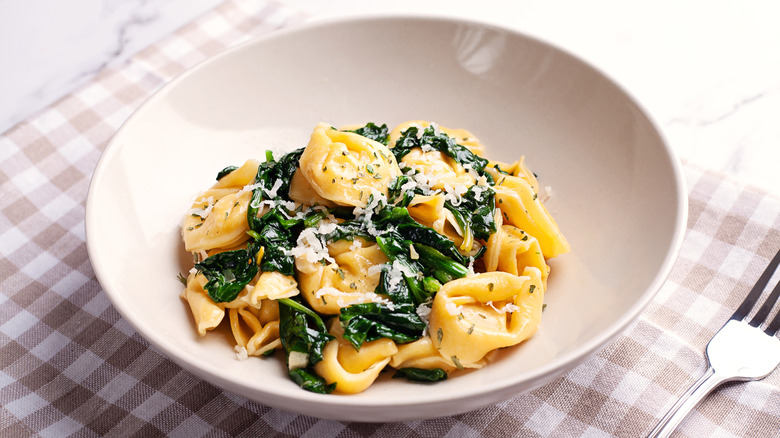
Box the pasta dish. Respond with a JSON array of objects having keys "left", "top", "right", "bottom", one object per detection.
[{"left": 180, "top": 121, "right": 569, "bottom": 394}]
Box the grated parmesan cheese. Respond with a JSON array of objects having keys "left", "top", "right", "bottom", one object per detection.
[
  {"left": 416, "top": 302, "right": 432, "bottom": 323},
  {"left": 234, "top": 345, "right": 248, "bottom": 361},
  {"left": 188, "top": 196, "right": 215, "bottom": 219},
  {"left": 445, "top": 301, "right": 463, "bottom": 316},
  {"left": 409, "top": 243, "right": 419, "bottom": 260},
  {"left": 286, "top": 218, "right": 340, "bottom": 265},
  {"left": 288, "top": 351, "right": 308, "bottom": 370},
  {"left": 314, "top": 286, "right": 395, "bottom": 309},
  {"left": 236, "top": 182, "right": 262, "bottom": 197},
  {"left": 540, "top": 185, "right": 554, "bottom": 203},
  {"left": 487, "top": 301, "right": 521, "bottom": 314},
  {"left": 264, "top": 179, "right": 283, "bottom": 198}
]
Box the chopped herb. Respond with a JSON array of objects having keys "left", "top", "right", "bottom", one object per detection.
[
  {"left": 437, "top": 327, "right": 444, "bottom": 344},
  {"left": 529, "top": 284, "right": 536, "bottom": 294},
  {"left": 451, "top": 356, "right": 464, "bottom": 370}
]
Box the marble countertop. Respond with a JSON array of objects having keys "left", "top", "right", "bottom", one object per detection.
[{"left": 3, "top": 0, "right": 780, "bottom": 195}]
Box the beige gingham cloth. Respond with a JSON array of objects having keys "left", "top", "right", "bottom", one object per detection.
[{"left": 2, "top": 1, "right": 779, "bottom": 436}]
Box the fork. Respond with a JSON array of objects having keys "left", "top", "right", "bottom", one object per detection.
[{"left": 647, "top": 249, "right": 780, "bottom": 438}]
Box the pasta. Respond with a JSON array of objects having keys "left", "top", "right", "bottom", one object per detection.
[{"left": 179, "top": 120, "right": 570, "bottom": 394}]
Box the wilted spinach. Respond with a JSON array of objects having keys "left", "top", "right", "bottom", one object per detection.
[
  {"left": 194, "top": 246, "right": 259, "bottom": 303},
  {"left": 391, "top": 125, "right": 490, "bottom": 177},
  {"left": 278, "top": 297, "right": 336, "bottom": 394},
  {"left": 393, "top": 367, "right": 448, "bottom": 382},
  {"left": 444, "top": 185, "right": 497, "bottom": 242},
  {"left": 346, "top": 122, "right": 389, "bottom": 145},
  {"left": 339, "top": 302, "right": 426, "bottom": 350}
]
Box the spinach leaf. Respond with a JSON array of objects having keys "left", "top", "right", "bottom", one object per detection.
[
  {"left": 339, "top": 302, "right": 426, "bottom": 350},
  {"left": 375, "top": 234, "right": 429, "bottom": 305},
  {"left": 249, "top": 204, "right": 301, "bottom": 276},
  {"left": 413, "top": 244, "right": 469, "bottom": 284},
  {"left": 393, "top": 367, "right": 448, "bottom": 382},
  {"left": 256, "top": 148, "right": 304, "bottom": 199},
  {"left": 194, "top": 247, "right": 258, "bottom": 303},
  {"left": 246, "top": 148, "right": 304, "bottom": 233},
  {"left": 216, "top": 165, "right": 238, "bottom": 181},
  {"left": 444, "top": 185, "right": 497, "bottom": 242},
  {"left": 387, "top": 175, "right": 417, "bottom": 207},
  {"left": 346, "top": 122, "right": 389, "bottom": 145},
  {"left": 278, "top": 297, "right": 335, "bottom": 394},
  {"left": 391, "top": 125, "right": 490, "bottom": 176},
  {"left": 289, "top": 368, "right": 336, "bottom": 394}
]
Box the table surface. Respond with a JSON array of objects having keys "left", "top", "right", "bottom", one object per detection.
[{"left": 2, "top": 1, "right": 780, "bottom": 437}]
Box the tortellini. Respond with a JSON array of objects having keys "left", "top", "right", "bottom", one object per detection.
[
  {"left": 295, "top": 238, "right": 390, "bottom": 314},
  {"left": 181, "top": 159, "right": 259, "bottom": 252},
  {"left": 314, "top": 319, "right": 398, "bottom": 394},
  {"left": 428, "top": 269, "right": 544, "bottom": 367},
  {"left": 299, "top": 123, "right": 401, "bottom": 207},
  {"left": 180, "top": 120, "right": 569, "bottom": 395},
  {"left": 487, "top": 167, "right": 570, "bottom": 258}
]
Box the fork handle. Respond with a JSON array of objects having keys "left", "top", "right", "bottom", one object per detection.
[{"left": 647, "top": 367, "right": 728, "bottom": 438}]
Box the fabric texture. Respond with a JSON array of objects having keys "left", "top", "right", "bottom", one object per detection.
[{"left": 1, "top": 1, "right": 779, "bottom": 436}]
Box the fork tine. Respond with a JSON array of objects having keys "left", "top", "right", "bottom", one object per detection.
[
  {"left": 732, "top": 249, "right": 780, "bottom": 321},
  {"left": 765, "top": 303, "right": 780, "bottom": 335},
  {"left": 750, "top": 279, "right": 780, "bottom": 328}
]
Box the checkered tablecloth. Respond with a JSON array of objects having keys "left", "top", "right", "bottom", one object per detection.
[{"left": 2, "top": 1, "right": 779, "bottom": 436}]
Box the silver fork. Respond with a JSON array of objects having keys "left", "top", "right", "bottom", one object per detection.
[{"left": 647, "top": 249, "right": 780, "bottom": 438}]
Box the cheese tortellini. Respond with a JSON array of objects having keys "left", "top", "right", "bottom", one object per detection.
[
  {"left": 180, "top": 120, "right": 569, "bottom": 395},
  {"left": 299, "top": 123, "right": 401, "bottom": 207}
]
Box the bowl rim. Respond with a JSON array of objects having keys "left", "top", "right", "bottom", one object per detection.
[{"left": 86, "top": 12, "right": 688, "bottom": 418}]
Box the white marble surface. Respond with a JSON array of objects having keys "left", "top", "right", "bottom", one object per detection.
[{"left": 3, "top": 0, "right": 780, "bottom": 195}]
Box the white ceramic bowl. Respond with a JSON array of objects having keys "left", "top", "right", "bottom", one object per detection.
[{"left": 86, "top": 15, "right": 687, "bottom": 421}]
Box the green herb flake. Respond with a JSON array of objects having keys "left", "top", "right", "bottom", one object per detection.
[
  {"left": 366, "top": 164, "right": 374, "bottom": 174},
  {"left": 451, "top": 356, "right": 464, "bottom": 370},
  {"left": 529, "top": 284, "right": 536, "bottom": 294},
  {"left": 467, "top": 324, "right": 475, "bottom": 335},
  {"left": 488, "top": 282, "right": 494, "bottom": 291},
  {"left": 436, "top": 327, "right": 444, "bottom": 344}
]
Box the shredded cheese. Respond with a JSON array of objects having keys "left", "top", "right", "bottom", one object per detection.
[
  {"left": 314, "top": 286, "right": 395, "bottom": 309},
  {"left": 234, "top": 345, "right": 248, "bottom": 361}
]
